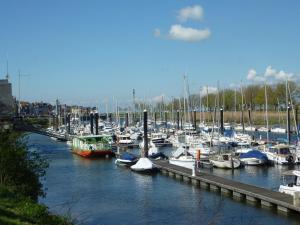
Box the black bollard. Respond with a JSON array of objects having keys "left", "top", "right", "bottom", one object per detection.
[
  {"left": 125, "top": 113, "right": 129, "bottom": 127},
  {"left": 154, "top": 112, "right": 157, "bottom": 127},
  {"left": 180, "top": 116, "right": 183, "bottom": 130},
  {"left": 177, "top": 110, "right": 180, "bottom": 130},
  {"left": 143, "top": 110, "right": 148, "bottom": 158},
  {"left": 220, "top": 108, "right": 224, "bottom": 135},
  {"left": 95, "top": 113, "right": 99, "bottom": 135},
  {"left": 67, "top": 113, "right": 71, "bottom": 134},
  {"left": 165, "top": 111, "right": 168, "bottom": 128},
  {"left": 248, "top": 108, "right": 252, "bottom": 127},
  {"left": 90, "top": 113, "right": 94, "bottom": 135}
]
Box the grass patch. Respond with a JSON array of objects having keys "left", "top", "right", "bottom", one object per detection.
[{"left": 0, "top": 186, "right": 73, "bottom": 225}]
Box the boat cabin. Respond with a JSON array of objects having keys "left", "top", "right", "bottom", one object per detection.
[
  {"left": 268, "top": 144, "right": 291, "bottom": 155},
  {"left": 281, "top": 170, "right": 300, "bottom": 187}
]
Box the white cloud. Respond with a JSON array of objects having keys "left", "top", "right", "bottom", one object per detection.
[
  {"left": 263, "top": 65, "right": 294, "bottom": 81},
  {"left": 200, "top": 86, "right": 217, "bottom": 96},
  {"left": 177, "top": 5, "right": 203, "bottom": 22},
  {"left": 264, "top": 65, "right": 276, "bottom": 77},
  {"left": 247, "top": 69, "right": 266, "bottom": 82},
  {"left": 247, "top": 66, "right": 295, "bottom": 83},
  {"left": 247, "top": 69, "right": 257, "bottom": 80},
  {"left": 276, "top": 70, "right": 294, "bottom": 80},
  {"left": 154, "top": 28, "right": 161, "bottom": 37},
  {"left": 168, "top": 24, "right": 210, "bottom": 42},
  {"left": 152, "top": 94, "right": 166, "bottom": 103}
]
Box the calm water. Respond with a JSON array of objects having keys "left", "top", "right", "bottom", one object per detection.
[{"left": 28, "top": 133, "right": 300, "bottom": 225}]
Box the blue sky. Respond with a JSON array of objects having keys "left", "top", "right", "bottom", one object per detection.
[{"left": 0, "top": 0, "right": 300, "bottom": 108}]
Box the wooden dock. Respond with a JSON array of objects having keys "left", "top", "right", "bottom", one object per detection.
[{"left": 152, "top": 160, "right": 300, "bottom": 214}]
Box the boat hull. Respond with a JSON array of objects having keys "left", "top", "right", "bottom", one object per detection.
[
  {"left": 169, "top": 158, "right": 195, "bottom": 170},
  {"left": 210, "top": 159, "right": 240, "bottom": 169},
  {"left": 72, "top": 148, "right": 114, "bottom": 158},
  {"left": 115, "top": 158, "right": 137, "bottom": 166}
]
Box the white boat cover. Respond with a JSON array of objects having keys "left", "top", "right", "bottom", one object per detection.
[{"left": 131, "top": 158, "right": 154, "bottom": 171}]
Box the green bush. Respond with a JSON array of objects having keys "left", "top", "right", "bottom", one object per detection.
[
  {"left": 0, "top": 130, "right": 48, "bottom": 201},
  {"left": 0, "top": 186, "right": 73, "bottom": 225}
]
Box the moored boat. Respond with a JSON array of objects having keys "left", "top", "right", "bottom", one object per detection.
[
  {"left": 72, "top": 135, "right": 114, "bottom": 157},
  {"left": 115, "top": 152, "right": 138, "bottom": 166},
  {"left": 279, "top": 170, "right": 300, "bottom": 196},
  {"left": 239, "top": 150, "right": 268, "bottom": 166},
  {"left": 210, "top": 154, "right": 241, "bottom": 169},
  {"left": 131, "top": 157, "right": 157, "bottom": 173}
]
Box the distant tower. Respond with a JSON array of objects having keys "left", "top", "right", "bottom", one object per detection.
[{"left": 5, "top": 60, "right": 9, "bottom": 80}]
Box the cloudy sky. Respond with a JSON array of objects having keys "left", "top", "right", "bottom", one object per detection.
[{"left": 0, "top": 0, "right": 299, "bottom": 107}]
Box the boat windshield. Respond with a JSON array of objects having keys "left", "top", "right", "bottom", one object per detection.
[{"left": 279, "top": 148, "right": 290, "bottom": 154}]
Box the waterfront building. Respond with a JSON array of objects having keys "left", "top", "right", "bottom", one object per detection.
[{"left": 0, "top": 78, "right": 14, "bottom": 117}]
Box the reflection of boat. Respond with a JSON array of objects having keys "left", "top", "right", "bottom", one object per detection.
[
  {"left": 210, "top": 154, "right": 240, "bottom": 169},
  {"left": 72, "top": 135, "right": 114, "bottom": 157},
  {"left": 271, "top": 127, "right": 286, "bottom": 133},
  {"left": 131, "top": 158, "right": 157, "bottom": 173},
  {"left": 279, "top": 170, "right": 300, "bottom": 196},
  {"left": 115, "top": 152, "right": 138, "bottom": 166},
  {"left": 239, "top": 150, "right": 268, "bottom": 165}
]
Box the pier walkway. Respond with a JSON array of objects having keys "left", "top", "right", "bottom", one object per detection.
[{"left": 152, "top": 160, "right": 300, "bottom": 214}]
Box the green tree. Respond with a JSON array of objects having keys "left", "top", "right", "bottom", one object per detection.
[{"left": 0, "top": 130, "right": 48, "bottom": 201}]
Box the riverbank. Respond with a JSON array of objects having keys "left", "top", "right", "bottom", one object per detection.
[{"left": 0, "top": 186, "right": 72, "bottom": 225}]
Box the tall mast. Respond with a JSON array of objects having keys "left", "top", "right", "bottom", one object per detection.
[{"left": 265, "top": 83, "right": 269, "bottom": 143}]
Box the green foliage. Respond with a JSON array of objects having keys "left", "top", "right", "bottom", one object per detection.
[
  {"left": 0, "top": 130, "right": 48, "bottom": 201},
  {"left": 23, "top": 117, "right": 49, "bottom": 128},
  {"left": 0, "top": 186, "right": 73, "bottom": 225}
]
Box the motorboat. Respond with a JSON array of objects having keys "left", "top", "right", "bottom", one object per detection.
[
  {"left": 115, "top": 152, "right": 138, "bottom": 166},
  {"left": 279, "top": 170, "right": 300, "bottom": 196},
  {"left": 238, "top": 150, "right": 268, "bottom": 165},
  {"left": 210, "top": 154, "right": 241, "bottom": 169},
  {"left": 264, "top": 144, "right": 296, "bottom": 165}
]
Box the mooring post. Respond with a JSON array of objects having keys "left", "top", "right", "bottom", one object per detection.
[
  {"left": 177, "top": 110, "right": 180, "bottom": 130},
  {"left": 220, "top": 107, "right": 224, "bottom": 135},
  {"left": 67, "top": 113, "right": 71, "bottom": 134},
  {"left": 165, "top": 111, "right": 168, "bottom": 128},
  {"left": 90, "top": 113, "right": 94, "bottom": 135},
  {"left": 125, "top": 112, "right": 129, "bottom": 127},
  {"left": 143, "top": 110, "right": 148, "bottom": 158},
  {"left": 95, "top": 113, "right": 99, "bottom": 135},
  {"left": 248, "top": 108, "right": 252, "bottom": 127}
]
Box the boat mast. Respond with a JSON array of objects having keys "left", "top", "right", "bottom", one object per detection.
[{"left": 265, "top": 83, "right": 269, "bottom": 143}]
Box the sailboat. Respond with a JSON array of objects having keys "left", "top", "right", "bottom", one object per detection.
[{"left": 169, "top": 74, "right": 195, "bottom": 169}]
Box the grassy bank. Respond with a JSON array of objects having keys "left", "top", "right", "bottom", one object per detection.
[{"left": 0, "top": 186, "right": 72, "bottom": 225}]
